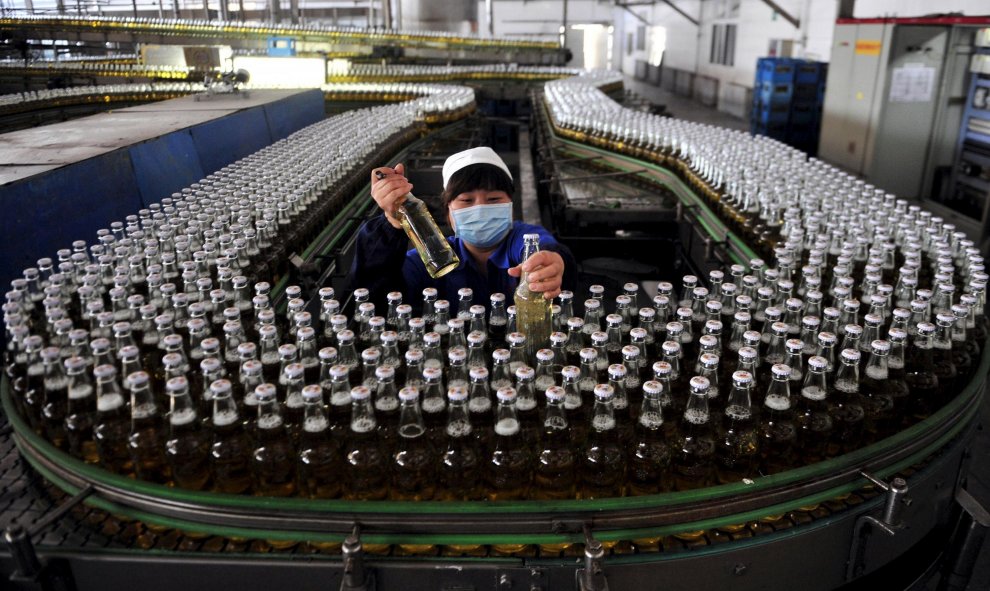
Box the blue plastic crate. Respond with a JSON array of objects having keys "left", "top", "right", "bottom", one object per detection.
[
  {"left": 756, "top": 58, "right": 796, "bottom": 84},
  {"left": 751, "top": 121, "right": 789, "bottom": 138},
  {"left": 795, "top": 61, "right": 828, "bottom": 85},
  {"left": 756, "top": 81, "right": 795, "bottom": 104},
  {"left": 789, "top": 105, "right": 821, "bottom": 126},
  {"left": 752, "top": 102, "right": 791, "bottom": 125},
  {"left": 792, "top": 82, "right": 824, "bottom": 102}
]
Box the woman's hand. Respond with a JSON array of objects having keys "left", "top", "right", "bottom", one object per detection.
[
  {"left": 370, "top": 163, "right": 413, "bottom": 229},
  {"left": 508, "top": 250, "right": 565, "bottom": 300}
]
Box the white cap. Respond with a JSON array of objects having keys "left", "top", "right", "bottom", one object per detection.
[{"left": 441, "top": 147, "right": 513, "bottom": 190}]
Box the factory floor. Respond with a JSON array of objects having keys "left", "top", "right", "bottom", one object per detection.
[{"left": 621, "top": 75, "right": 750, "bottom": 132}]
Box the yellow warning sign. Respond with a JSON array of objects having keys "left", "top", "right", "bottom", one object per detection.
[{"left": 855, "top": 40, "right": 882, "bottom": 55}]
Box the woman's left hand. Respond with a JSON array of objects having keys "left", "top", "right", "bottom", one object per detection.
[{"left": 508, "top": 250, "right": 565, "bottom": 300}]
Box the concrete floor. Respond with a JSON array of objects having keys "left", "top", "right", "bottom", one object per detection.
[{"left": 622, "top": 75, "right": 750, "bottom": 132}]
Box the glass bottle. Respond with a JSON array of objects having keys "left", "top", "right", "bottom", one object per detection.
[
  {"left": 343, "top": 385, "right": 389, "bottom": 500},
  {"left": 488, "top": 293, "right": 508, "bottom": 350},
  {"left": 794, "top": 355, "right": 832, "bottom": 464},
  {"left": 828, "top": 349, "right": 866, "bottom": 456},
  {"left": 375, "top": 169, "right": 459, "bottom": 278},
  {"left": 904, "top": 322, "right": 939, "bottom": 423},
  {"left": 860, "top": 340, "right": 896, "bottom": 441},
  {"left": 391, "top": 386, "right": 436, "bottom": 501},
  {"left": 490, "top": 348, "right": 513, "bottom": 391},
  {"left": 534, "top": 385, "right": 577, "bottom": 500},
  {"left": 209, "top": 379, "right": 252, "bottom": 494},
  {"left": 437, "top": 386, "right": 481, "bottom": 502},
  {"left": 420, "top": 366, "right": 447, "bottom": 445},
  {"left": 64, "top": 356, "right": 98, "bottom": 463},
  {"left": 327, "top": 364, "right": 353, "bottom": 437},
  {"left": 40, "top": 346, "right": 69, "bottom": 450},
  {"left": 628, "top": 380, "right": 671, "bottom": 495},
  {"left": 374, "top": 365, "right": 401, "bottom": 454},
  {"left": 534, "top": 348, "right": 556, "bottom": 392},
  {"left": 579, "top": 384, "right": 626, "bottom": 499},
  {"left": 486, "top": 387, "right": 533, "bottom": 501},
  {"left": 93, "top": 364, "right": 134, "bottom": 475},
  {"left": 514, "top": 365, "right": 541, "bottom": 446},
  {"left": 165, "top": 375, "right": 211, "bottom": 491},
  {"left": 758, "top": 364, "right": 797, "bottom": 475},
  {"left": 126, "top": 370, "right": 169, "bottom": 484},
  {"left": 715, "top": 370, "right": 759, "bottom": 484},
  {"left": 298, "top": 384, "right": 342, "bottom": 500},
  {"left": 468, "top": 366, "right": 494, "bottom": 456},
  {"left": 672, "top": 376, "right": 716, "bottom": 491},
  {"left": 250, "top": 383, "right": 296, "bottom": 497}
]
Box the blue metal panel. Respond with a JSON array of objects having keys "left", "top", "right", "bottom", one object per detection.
[
  {"left": 0, "top": 150, "right": 142, "bottom": 292},
  {"left": 191, "top": 107, "right": 273, "bottom": 174},
  {"left": 263, "top": 89, "right": 324, "bottom": 141},
  {"left": 129, "top": 130, "right": 205, "bottom": 207}
]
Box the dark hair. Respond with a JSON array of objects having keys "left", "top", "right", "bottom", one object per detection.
[{"left": 441, "top": 163, "right": 514, "bottom": 206}]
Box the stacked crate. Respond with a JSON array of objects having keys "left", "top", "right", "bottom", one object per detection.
[{"left": 750, "top": 57, "right": 828, "bottom": 155}]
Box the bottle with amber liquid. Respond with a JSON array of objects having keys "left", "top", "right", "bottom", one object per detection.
[
  {"left": 298, "top": 384, "right": 343, "bottom": 500},
  {"left": 715, "top": 370, "right": 759, "bottom": 484},
  {"left": 903, "top": 322, "right": 939, "bottom": 423},
  {"left": 391, "top": 385, "right": 436, "bottom": 502},
  {"left": 579, "top": 384, "right": 627, "bottom": 499},
  {"left": 64, "top": 356, "right": 98, "bottom": 464},
  {"left": 534, "top": 385, "right": 576, "bottom": 500},
  {"left": 485, "top": 387, "right": 532, "bottom": 501},
  {"left": 93, "top": 364, "right": 134, "bottom": 476},
  {"left": 860, "top": 340, "right": 896, "bottom": 440},
  {"left": 164, "top": 375, "right": 211, "bottom": 491},
  {"left": 932, "top": 313, "right": 959, "bottom": 408},
  {"left": 514, "top": 234, "right": 552, "bottom": 355},
  {"left": 672, "top": 376, "right": 716, "bottom": 491},
  {"left": 437, "top": 386, "right": 481, "bottom": 501},
  {"left": 250, "top": 383, "right": 296, "bottom": 497},
  {"left": 628, "top": 380, "right": 671, "bottom": 495},
  {"left": 126, "top": 371, "right": 169, "bottom": 484},
  {"left": 758, "top": 364, "right": 797, "bottom": 475},
  {"left": 209, "top": 379, "right": 252, "bottom": 494},
  {"left": 794, "top": 356, "right": 832, "bottom": 464},
  {"left": 343, "top": 385, "right": 389, "bottom": 501},
  {"left": 40, "top": 346, "right": 68, "bottom": 450},
  {"left": 827, "top": 349, "right": 866, "bottom": 456}
]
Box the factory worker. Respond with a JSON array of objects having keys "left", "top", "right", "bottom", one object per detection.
[{"left": 351, "top": 146, "right": 577, "bottom": 312}]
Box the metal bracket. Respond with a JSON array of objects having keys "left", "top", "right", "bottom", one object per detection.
[
  {"left": 576, "top": 525, "right": 609, "bottom": 591},
  {"left": 4, "top": 484, "right": 93, "bottom": 590},
  {"left": 845, "top": 472, "right": 911, "bottom": 580},
  {"left": 340, "top": 524, "right": 375, "bottom": 591},
  {"left": 937, "top": 488, "right": 990, "bottom": 591}
]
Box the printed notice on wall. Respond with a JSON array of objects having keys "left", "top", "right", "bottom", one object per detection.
[{"left": 889, "top": 63, "right": 936, "bottom": 103}]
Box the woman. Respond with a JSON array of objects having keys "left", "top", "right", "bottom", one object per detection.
[{"left": 350, "top": 146, "right": 576, "bottom": 312}]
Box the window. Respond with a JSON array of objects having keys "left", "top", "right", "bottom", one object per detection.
[
  {"left": 648, "top": 26, "right": 667, "bottom": 66},
  {"left": 709, "top": 23, "right": 736, "bottom": 66},
  {"left": 636, "top": 25, "right": 646, "bottom": 51},
  {"left": 626, "top": 32, "right": 634, "bottom": 56}
]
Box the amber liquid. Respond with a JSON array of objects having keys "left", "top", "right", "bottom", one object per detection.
[
  {"left": 398, "top": 196, "right": 460, "bottom": 279},
  {"left": 486, "top": 419, "right": 532, "bottom": 502},
  {"left": 41, "top": 383, "right": 68, "bottom": 451},
  {"left": 251, "top": 420, "right": 297, "bottom": 498},
  {"left": 298, "top": 423, "right": 343, "bottom": 500},
  {"left": 166, "top": 411, "right": 212, "bottom": 491},
  {"left": 210, "top": 416, "right": 252, "bottom": 495},
  {"left": 515, "top": 288, "right": 552, "bottom": 354},
  {"left": 344, "top": 425, "right": 389, "bottom": 501},
  {"left": 129, "top": 412, "right": 170, "bottom": 484},
  {"left": 94, "top": 398, "right": 134, "bottom": 476},
  {"left": 579, "top": 419, "right": 626, "bottom": 499},
  {"left": 65, "top": 389, "right": 99, "bottom": 464},
  {"left": 715, "top": 406, "right": 758, "bottom": 484},
  {"left": 794, "top": 389, "right": 832, "bottom": 465},
  {"left": 628, "top": 417, "right": 671, "bottom": 495},
  {"left": 672, "top": 410, "right": 715, "bottom": 491}
]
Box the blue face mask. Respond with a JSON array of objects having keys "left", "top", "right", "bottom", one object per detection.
[{"left": 450, "top": 203, "right": 513, "bottom": 249}]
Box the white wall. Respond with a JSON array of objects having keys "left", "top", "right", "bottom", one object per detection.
[{"left": 853, "top": 0, "right": 990, "bottom": 17}]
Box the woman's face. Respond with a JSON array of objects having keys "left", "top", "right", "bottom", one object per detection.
[{"left": 446, "top": 188, "right": 511, "bottom": 227}]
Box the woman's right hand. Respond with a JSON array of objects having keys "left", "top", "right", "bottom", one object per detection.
[{"left": 371, "top": 163, "right": 412, "bottom": 229}]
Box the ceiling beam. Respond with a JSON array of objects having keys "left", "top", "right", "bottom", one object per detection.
[
  {"left": 657, "top": 0, "right": 699, "bottom": 26},
  {"left": 759, "top": 0, "right": 800, "bottom": 28}
]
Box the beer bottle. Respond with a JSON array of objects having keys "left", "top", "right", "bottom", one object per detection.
[
  {"left": 164, "top": 375, "right": 211, "bottom": 491},
  {"left": 799, "top": 316, "right": 821, "bottom": 356},
  {"left": 468, "top": 305, "right": 488, "bottom": 339},
  {"left": 336, "top": 329, "right": 359, "bottom": 375},
  {"left": 360, "top": 347, "right": 381, "bottom": 390},
  {"left": 932, "top": 313, "right": 959, "bottom": 405},
  {"left": 343, "top": 385, "right": 389, "bottom": 500},
  {"left": 297, "top": 326, "right": 321, "bottom": 384},
  {"left": 794, "top": 356, "right": 832, "bottom": 464},
  {"left": 447, "top": 347, "right": 469, "bottom": 390},
  {"left": 885, "top": 327, "right": 911, "bottom": 428},
  {"left": 374, "top": 365, "right": 401, "bottom": 454},
  {"left": 486, "top": 387, "right": 532, "bottom": 501},
  {"left": 583, "top": 299, "right": 603, "bottom": 337},
  {"left": 715, "top": 371, "right": 759, "bottom": 484},
  {"left": 447, "top": 318, "right": 467, "bottom": 352},
  {"left": 661, "top": 340, "right": 689, "bottom": 395},
  {"left": 40, "top": 346, "right": 68, "bottom": 450},
  {"left": 93, "top": 364, "right": 134, "bottom": 475},
  {"left": 514, "top": 366, "right": 541, "bottom": 446},
  {"left": 533, "top": 385, "right": 576, "bottom": 500},
  {"left": 606, "top": 364, "right": 633, "bottom": 445},
  {"left": 325, "top": 364, "right": 352, "bottom": 437},
  {"left": 126, "top": 370, "right": 169, "bottom": 483},
  {"left": 651, "top": 361, "right": 678, "bottom": 429},
  {"left": 250, "top": 383, "right": 296, "bottom": 497},
  {"left": 21, "top": 334, "right": 44, "bottom": 432},
  {"left": 950, "top": 303, "right": 976, "bottom": 384},
  {"left": 433, "top": 300, "right": 451, "bottom": 346},
  {"left": 564, "top": 317, "right": 586, "bottom": 366},
  {"left": 628, "top": 380, "right": 671, "bottom": 494},
  {"left": 784, "top": 339, "right": 805, "bottom": 390},
  {"left": 904, "top": 322, "right": 939, "bottom": 422},
  {"left": 696, "top": 353, "right": 722, "bottom": 413},
  {"left": 239, "top": 360, "right": 264, "bottom": 440},
  {"left": 861, "top": 340, "right": 896, "bottom": 440},
  {"left": 491, "top": 348, "right": 513, "bottom": 391},
  {"left": 408, "top": 317, "right": 426, "bottom": 353},
  {"left": 391, "top": 386, "right": 436, "bottom": 502},
  {"left": 560, "top": 365, "right": 588, "bottom": 446},
  {"left": 422, "top": 332, "right": 443, "bottom": 370},
  {"left": 816, "top": 331, "right": 838, "bottom": 375},
  {"left": 579, "top": 384, "right": 627, "bottom": 499},
  {"left": 196, "top": 357, "right": 225, "bottom": 425},
  {"left": 64, "top": 356, "right": 98, "bottom": 463},
  {"left": 577, "top": 347, "right": 600, "bottom": 405},
  {"left": 278, "top": 362, "right": 306, "bottom": 444},
  {"left": 672, "top": 376, "right": 716, "bottom": 491},
  {"left": 488, "top": 293, "right": 508, "bottom": 351},
  {"left": 621, "top": 344, "right": 645, "bottom": 408},
  {"left": 534, "top": 349, "right": 556, "bottom": 393},
  {"left": 637, "top": 308, "right": 658, "bottom": 359},
  {"left": 420, "top": 366, "right": 447, "bottom": 445},
  {"left": 467, "top": 366, "right": 494, "bottom": 455},
  {"left": 298, "top": 384, "right": 342, "bottom": 499},
  {"left": 466, "top": 331, "right": 488, "bottom": 371},
  {"left": 828, "top": 349, "right": 866, "bottom": 456},
  {"left": 604, "top": 314, "right": 623, "bottom": 364},
  {"left": 590, "top": 332, "right": 609, "bottom": 374},
  {"left": 210, "top": 379, "right": 252, "bottom": 494},
  {"left": 404, "top": 349, "right": 425, "bottom": 391},
  {"left": 757, "top": 364, "right": 797, "bottom": 475},
  {"left": 437, "top": 386, "right": 482, "bottom": 502},
  {"left": 761, "top": 322, "right": 789, "bottom": 385}
]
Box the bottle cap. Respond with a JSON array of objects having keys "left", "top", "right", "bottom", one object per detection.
[
  {"left": 380, "top": 331, "right": 398, "bottom": 344},
  {"left": 840, "top": 348, "right": 861, "bottom": 362},
  {"left": 807, "top": 356, "right": 828, "bottom": 370},
  {"left": 398, "top": 386, "right": 418, "bottom": 402},
  {"left": 593, "top": 384, "right": 614, "bottom": 399},
  {"left": 255, "top": 383, "right": 277, "bottom": 402},
  {"left": 844, "top": 324, "right": 863, "bottom": 337},
  {"left": 350, "top": 385, "right": 371, "bottom": 400},
  {"left": 396, "top": 304, "right": 412, "bottom": 315},
  {"left": 561, "top": 365, "right": 581, "bottom": 379},
  {"left": 606, "top": 313, "right": 622, "bottom": 325},
  {"left": 566, "top": 317, "right": 584, "bottom": 329},
  {"left": 917, "top": 322, "right": 936, "bottom": 335},
  {"left": 467, "top": 331, "right": 486, "bottom": 345},
  {"left": 434, "top": 299, "right": 450, "bottom": 311},
  {"left": 423, "top": 367, "right": 442, "bottom": 380},
  {"left": 496, "top": 387, "right": 517, "bottom": 402},
  {"left": 285, "top": 363, "right": 305, "bottom": 379},
  {"left": 447, "top": 318, "right": 464, "bottom": 330},
  {"left": 642, "top": 380, "right": 663, "bottom": 395},
  {"left": 210, "top": 379, "right": 232, "bottom": 396},
  {"left": 818, "top": 331, "right": 837, "bottom": 345},
  {"left": 469, "top": 367, "right": 489, "bottom": 380},
  {"left": 771, "top": 364, "right": 791, "bottom": 378},
  {"left": 369, "top": 316, "right": 385, "bottom": 328},
  {"left": 375, "top": 365, "right": 395, "bottom": 379},
  {"left": 515, "top": 365, "right": 535, "bottom": 379},
  {"left": 404, "top": 349, "right": 423, "bottom": 362},
  {"left": 579, "top": 348, "right": 597, "bottom": 361},
  {"left": 630, "top": 328, "right": 648, "bottom": 340},
  {"left": 337, "top": 329, "right": 355, "bottom": 342},
  {"left": 302, "top": 385, "right": 323, "bottom": 402},
  {"left": 423, "top": 332, "right": 441, "bottom": 345},
  {"left": 731, "top": 371, "right": 753, "bottom": 385},
  {"left": 493, "top": 348, "right": 511, "bottom": 362},
  {"left": 242, "top": 360, "right": 263, "bottom": 375},
  {"left": 507, "top": 332, "right": 527, "bottom": 345},
  {"left": 622, "top": 345, "right": 640, "bottom": 358},
  {"left": 871, "top": 340, "right": 890, "bottom": 353},
  {"left": 689, "top": 376, "right": 710, "bottom": 392},
  {"left": 448, "top": 386, "right": 467, "bottom": 401},
  {"left": 785, "top": 339, "right": 804, "bottom": 353},
  {"left": 545, "top": 386, "right": 565, "bottom": 402},
  {"left": 591, "top": 331, "right": 608, "bottom": 345},
  {"left": 661, "top": 341, "right": 680, "bottom": 355},
  {"left": 490, "top": 293, "right": 505, "bottom": 303},
  {"left": 608, "top": 364, "right": 626, "bottom": 378},
  {"left": 700, "top": 353, "right": 719, "bottom": 368},
  {"left": 652, "top": 361, "right": 671, "bottom": 376},
  {"left": 361, "top": 348, "right": 380, "bottom": 362}
]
